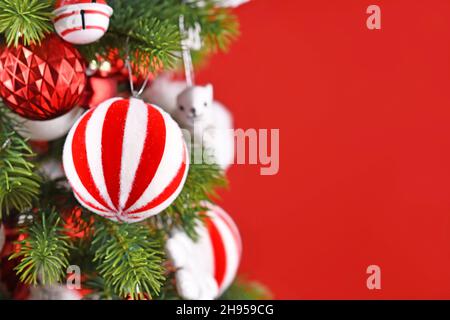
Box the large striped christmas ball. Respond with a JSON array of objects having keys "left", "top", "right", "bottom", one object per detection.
[
  {"left": 166, "top": 203, "right": 242, "bottom": 300},
  {"left": 63, "top": 97, "right": 189, "bottom": 223},
  {"left": 53, "top": 0, "right": 113, "bottom": 45}
]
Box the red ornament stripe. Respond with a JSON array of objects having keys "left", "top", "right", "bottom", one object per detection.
[
  {"left": 101, "top": 99, "right": 128, "bottom": 210},
  {"left": 61, "top": 26, "right": 107, "bottom": 37},
  {"left": 123, "top": 104, "right": 166, "bottom": 211},
  {"left": 56, "top": 0, "right": 108, "bottom": 8},
  {"left": 54, "top": 9, "right": 111, "bottom": 23},
  {"left": 128, "top": 145, "right": 188, "bottom": 214},
  {"left": 207, "top": 217, "right": 228, "bottom": 289},
  {"left": 71, "top": 110, "right": 113, "bottom": 212},
  {"left": 214, "top": 207, "right": 243, "bottom": 256}
]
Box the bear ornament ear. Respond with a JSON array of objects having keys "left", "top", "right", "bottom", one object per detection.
[{"left": 205, "top": 84, "right": 214, "bottom": 100}]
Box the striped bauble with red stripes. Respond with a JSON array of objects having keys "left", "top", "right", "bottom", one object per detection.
[
  {"left": 53, "top": 0, "right": 113, "bottom": 45},
  {"left": 63, "top": 97, "right": 189, "bottom": 223},
  {"left": 166, "top": 203, "right": 242, "bottom": 300}
]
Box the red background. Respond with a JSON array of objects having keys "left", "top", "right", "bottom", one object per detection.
[{"left": 198, "top": 0, "right": 450, "bottom": 299}]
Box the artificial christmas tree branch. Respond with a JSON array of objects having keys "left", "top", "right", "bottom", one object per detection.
[
  {"left": 77, "top": 0, "right": 239, "bottom": 73},
  {"left": 9, "top": 208, "right": 71, "bottom": 285},
  {"left": 0, "top": 0, "right": 53, "bottom": 47},
  {"left": 159, "top": 159, "right": 227, "bottom": 240},
  {"left": 91, "top": 219, "right": 165, "bottom": 299},
  {"left": 0, "top": 106, "right": 41, "bottom": 217}
]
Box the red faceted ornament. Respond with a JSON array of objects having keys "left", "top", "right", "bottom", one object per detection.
[{"left": 0, "top": 35, "right": 87, "bottom": 120}]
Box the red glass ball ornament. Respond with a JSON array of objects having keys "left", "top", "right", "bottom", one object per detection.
[{"left": 0, "top": 35, "right": 87, "bottom": 120}]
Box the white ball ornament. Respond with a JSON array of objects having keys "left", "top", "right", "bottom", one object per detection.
[
  {"left": 166, "top": 203, "right": 242, "bottom": 300},
  {"left": 214, "top": 0, "right": 250, "bottom": 8},
  {"left": 13, "top": 107, "right": 84, "bottom": 141},
  {"left": 63, "top": 97, "right": 189, "bottom": 223},
  {"left": 53, "top": 0, "right": 113, "bottom": 45},
  {"left": 28, "top": 285, "right": 82, "bottom": 300}
]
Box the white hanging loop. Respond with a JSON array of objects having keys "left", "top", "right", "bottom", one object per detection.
[
  {"left": 179, "top": 15, "right": 195, "bottom": 87},
  {"left": 125, "top": 37, "right": 151, "bottom": 98}
]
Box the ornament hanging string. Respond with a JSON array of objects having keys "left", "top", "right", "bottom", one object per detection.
[
  {"left": 179, "top": 15, "right": 195, "bottom": 87},
  {"left": 125, "top": 37, "right": 151, "bottom": 98}
]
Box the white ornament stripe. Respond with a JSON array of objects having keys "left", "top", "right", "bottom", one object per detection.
[
  {"left": 127, "top": 105, "right": 185, "bottom": 212},
  {"left": 85, "top": 98, "right": 121, "bottom": 211},
  {"left": 63, "top": 111, "right": 110, "bottom": 213},
  {"left": 119, "top": 98, "right": 149, "bottom": 210}
]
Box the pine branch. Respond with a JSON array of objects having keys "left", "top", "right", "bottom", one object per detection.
[
  {"left": 83, "top": 0, "right": 239, "bottom": 74},
  {"left": 0, "top": 0, "right": 54, "bottom": 47},
  {"left": 158, "top": 160, "right": 227, "bottom": 241},
  {"left": 83, "top": 276, "right": 121, "bottom": 300},
  {"left": 178, "top": 0, "right": 240, "bottom": 52},
  {"left": 92, "top": 219, "right": 165, "bottom": 299},
  {"left": 9, "top": 208, "right": 71, "bottom": 285},
  {"left": 0, "top": 106, "right": 41, "bottom": 217}
]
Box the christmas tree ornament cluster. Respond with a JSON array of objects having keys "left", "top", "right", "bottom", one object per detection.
[
  {"left": 53, "top": 0, "right": 113, "bottom": 45},
  {"left": 166, "top": 203, "right": 242, "bottom": 300},
  {"left": 0, "top": 35, "right": 86, "bottom": 120},
  {"left": 63, "top": 97, "right": 189, "bottom": 223}
]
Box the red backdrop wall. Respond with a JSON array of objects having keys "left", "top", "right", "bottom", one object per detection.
[{"left": 197, "top": 0, "right": 450, "bottom": 299}]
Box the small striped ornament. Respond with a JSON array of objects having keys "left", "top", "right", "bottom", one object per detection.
[
  {"left": 166, "top": 203, "right": 242, "bottom": 300},
  {"left": 63, "top": 97, "right": 189, "bottom": 223},
  {"left": 53, "top": 0, "right": 113, "bottom": 45}
]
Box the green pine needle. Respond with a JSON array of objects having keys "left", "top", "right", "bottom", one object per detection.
[
  {"left": 159, "top": 159, "right": 227, "bottom": 241},
  {"left": 92, "top": 220, "right": 165, "bottom": 299},
  {"left": 82, "top": 0, "right": 239, "bottom": 74},
  {"left": 0, "top": 106, "right": 41, "bottom": 217},
  {"left": 0, "top": 0, "right": 54, "bottom": 47},
  {"left": 10, "top": 208, "right": 71, "bottom": 285}
]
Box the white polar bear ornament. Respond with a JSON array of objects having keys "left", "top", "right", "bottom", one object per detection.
[
  {"left": 143, "top": 74, "right": 187, "bottom": 115},
  {"left": 174, "top": 84, "right": 235, "bottom": 170},
  {"left": 166, "top": 203, "right": 242, "bottom": 300}
]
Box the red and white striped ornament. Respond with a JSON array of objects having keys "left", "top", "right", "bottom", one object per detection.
[
  {"left": 53, "top": 0, "right": 113, "bottom": 45},
  {"left": 63, "top": 97, "right": 189, "bottom": 223},
  {"left": 166, "top": 203, "right": 242, "bottom": 300}
]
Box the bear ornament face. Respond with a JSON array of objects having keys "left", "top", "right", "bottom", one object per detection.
[{"left": 175, "top": 84, "right": 214, "bottom": 131}]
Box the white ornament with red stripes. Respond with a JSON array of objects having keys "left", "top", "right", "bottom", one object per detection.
[
  {"left": 166, "top": 203, "right": 242, "bottom": 300},
  {"left": 63, "top": 97, "right": 189, "bottom": 223},
  {"left": 53, "top": 0, "right": 113, "bottom": 45}
]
